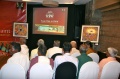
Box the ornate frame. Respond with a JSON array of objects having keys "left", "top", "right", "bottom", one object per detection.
[
  {"left": 13, "top": 22, "right": 28, "bottom": 38},
  {"left": 81, "top": 25, "right": 100, "bottom": 43}
]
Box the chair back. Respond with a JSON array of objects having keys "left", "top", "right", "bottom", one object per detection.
[
  {"left": 51, "top": 53, "right": 62, "bottom": 60},
  {"left": 78, "top": 61, "right": 99, "bottom": 79},
  {"left": 100, "top": 61, "right": 120, "bottom": 79},
  {"left": 30, "top": 63, "right": 53, "bottom": 79},
  {"left": 55, "top": 62, "right": 77, "bottom": 79},
  {"left": 1, "top": 63, "right": 26, "bottom": 79},
  {"left": 0, "top": 70, "right": 1, "bottom": 79},
  {"left": 88, "top": 53, "right": 99, "bottom": 63}
]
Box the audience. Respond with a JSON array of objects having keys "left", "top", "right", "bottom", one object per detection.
[
  {"left": 53, "top": 42, "right": 78, "bottom": 79},
  {"left": 70, "top": 41, "right": 80, "bottom": 57},
  {"left": 30, "top": 39, "right": 44, "bottom": 60},
  {"left": 76, "top": 43, "right": 93, "bottom": 79},
  {"left": 1, "top": 39, "right": 119, "bottom": 79},
  {"left": 98, "top": 47, "right": 118, "bottom": 79},
  {"left": 84, "top": 41, "right": 96, "bottom": 54},
  {"left": 19, "top": 37, "right": 29, "bottom": 57},
  {"left": 46, "top": 40, "right": 63, "bottom": 58},
  {"left": 27, "top": 44, "right": 54, "bottom": 79},
  {"left": 7, "top": 42, "right": 29, "bottom": 73}
]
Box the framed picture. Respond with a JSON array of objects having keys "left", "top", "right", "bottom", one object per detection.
[
  {"left": 81, "top": 25, "right": 100, "bottom": 43},
  {"left": 13, "top": 22, "right": 28, "bottom": 38}
]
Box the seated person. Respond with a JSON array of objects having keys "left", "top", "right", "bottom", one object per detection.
[
  {"left": 19, "top": 37, "right": 29, "bottom": 57},
  {"left": 70, "top": 41, "right": 80, "bottom": 57},
  {"left": 27, "top": 44, "right": 54, "bottom": 79},
  {"left": 76, "top": 44, "right": 93, "bottom": 79},
  {"left": 7, "top": 42, "right": 29, "bottom": 74},
  {"left": 46, "top": 40, "right": 63, "bottom": 58},
  {"left": 98, "top": 47, "right": 118, "bottom": 79},
  {"left": 84, "top": 41, "right": 96, "bottom": 54},
  {"left": 53, "top": 42, "right": 78, "bottom": 77},
  {"left": 30, "top": 39, "right": 44, "bottom": 60}
]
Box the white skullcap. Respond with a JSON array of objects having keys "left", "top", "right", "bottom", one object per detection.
[
  {"left": 70, "top": 41, "right": 76, "bottom": 44},
  {"left": 70, "top": 41, "right": 77, "bottom": 48},
  {"left": 37, "top": 39, "right": 44, "bottom": 46},
  {"left": 107, "top": 47, "right": 118, "bottom": 57}
]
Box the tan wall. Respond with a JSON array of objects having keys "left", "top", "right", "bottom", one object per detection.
[{"left": 94, "top": 0, "right": 120, "bottom": 55}]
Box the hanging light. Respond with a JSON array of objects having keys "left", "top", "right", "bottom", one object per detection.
[{"left": 42, "top": 0, "right": 59, "bottom": 7}]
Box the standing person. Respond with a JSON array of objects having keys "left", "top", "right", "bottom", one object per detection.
[
  {"left": 7, "top": 42, "right": 29, "bottom": 73},
  {"left": 84, "top": 41, "right": 96, "bottom": 54},
  {"left": 70, "top": 41, "right": 80, "bottom": 57},
  {"left": 19, "top": 37, "right": 29, "bottom": 57},
  {"left": 30, "top": 39, "right": 44, "bottom": 60},
  {"left": 46, "top": 40, "right": 63, "bottom": 58},
  {"left": 76, "top": 44, "right": 93, "bottom": 79},
  {"left": 98, "top": 47, "right": 118, "bottom": 79}
]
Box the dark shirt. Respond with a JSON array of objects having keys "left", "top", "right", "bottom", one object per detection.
[{"left": 76, "top": 52, "right": 93, "bottom": 79}]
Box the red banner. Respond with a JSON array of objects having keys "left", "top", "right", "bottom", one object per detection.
[{"left": 0, "top": 1, "right": 27, "bottom": 42}]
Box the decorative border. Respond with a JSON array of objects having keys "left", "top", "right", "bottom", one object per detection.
[
  {"left": 13, "top": 22, "right": 28, "bottom": 38},
  {"left": 81, "top": 25, "right": 100, "bottom": 43}
]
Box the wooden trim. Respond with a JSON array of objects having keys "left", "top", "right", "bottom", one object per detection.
[
  {"left": 100, "top": 3, "right": 120, "bottom": 12},
  {"left": 95, "top": 0, "right": 120, "bottom": 9}
]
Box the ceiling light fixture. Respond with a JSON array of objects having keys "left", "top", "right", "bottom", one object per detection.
[{"left": 42, "top": 0, "right": 59, "bottom": 7}]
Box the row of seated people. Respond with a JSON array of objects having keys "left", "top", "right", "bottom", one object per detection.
[
  {"left": 30, "top": 39, "right": 95, "bottom": 60},
  {"left": 0, "top": 39, "right": 120, "bottom": 79}
]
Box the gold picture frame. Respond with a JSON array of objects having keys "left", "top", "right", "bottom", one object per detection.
[
  {"left": 13, "top": 22, "right": 28, "bottom": 38},
  {"left": 81, "top": 25, "right": 100, "bottom": 43}
]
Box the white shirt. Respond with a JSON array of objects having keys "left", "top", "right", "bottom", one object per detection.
[
  {"left": 30, "top": 48, "right": 38, "bottom": 60},
  {"left": 7, "top": 52, "right": 30, "bottom": 73},
  {"left": 54, "top": 53, "right": 78, "bottom": 71},
  {"left": 38, "top": 56, "right": 50, "bottom": 64},
  {"left": 70, "top": 48, "right": 81, "bottom": 57},
  {"left": 53, "top": 53, "right": 78, "bottom": 79},
  {"left": 46, "top": 47, "right": 63, "bottom": 58},
  {"left": 20, "top": 44, "right": 29, "bottom": 57}
]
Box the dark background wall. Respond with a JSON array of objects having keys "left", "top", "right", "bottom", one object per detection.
[{"left": 26, "top": 4, "right": 85, "bottom": 54}]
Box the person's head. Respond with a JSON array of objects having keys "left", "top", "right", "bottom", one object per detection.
[
  {"left": 85, "top": 41, "right": 93, "bottom": 48},
  {"left": 79, "top": 44, "right": 87, "bottom": 53},
  {"left": 38, "top": 44, "right": 47, "bottom": 56},
  {"left": 62, "top": 42, "right": 72, "bottom": 53},
  {"left": 53, "top": 40, "right": 60, "bottom": 47},
  {"left": 37, "top": 39, "right": 44, "bottom": 47},
  {"left": 106, "top": 47, "right": 118, "bottom": 57},
  {"left": 70, "top": 41, "right": 77, "bottom": 48},
  {"left": 9, "top": 42, "right": 21, "bottom": 55},
  {"left": 19, "top": 37, "right": 26, "bottom": 45}
]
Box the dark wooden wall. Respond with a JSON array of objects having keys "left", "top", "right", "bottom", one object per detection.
[{"left": 94, "top": 0, "right": 120, "bottom": 56}]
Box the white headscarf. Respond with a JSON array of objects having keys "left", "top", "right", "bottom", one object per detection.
[{"left": 107, "top": 47, "right": 118, "bottom": 57}]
